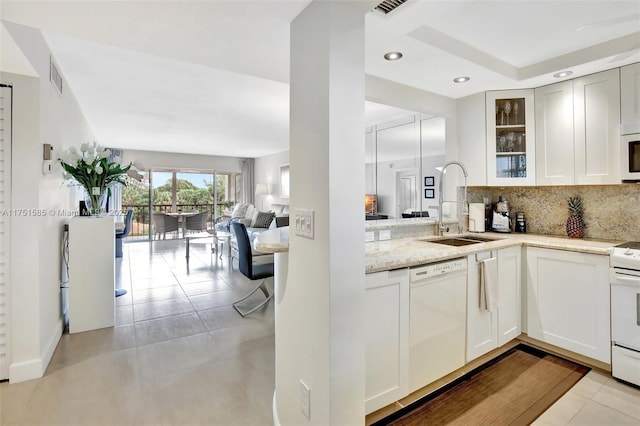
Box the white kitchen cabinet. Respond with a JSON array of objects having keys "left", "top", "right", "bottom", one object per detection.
[
  {"left": 466, "top": 246, "right": 521, "bottom": 362},
  {"left": 497, "top": 246, "right": 521, "bottom": 346},
  {"left": 486, "top": 90, "right": 536, "bottom": 186},
  {"left": 457, "top": 92, "right": 487, "bottom": 186},
  {"left": 621, "top": 62, "right": 640, "bottom": 135},
  {"left": 466, "top": 250, "right": 497, "bottom": 361},
  {"left": 535, "top": 68, "right": 621, "bottom": 185},
  {"left": 535, "top": 81, "right": 575, "bottom": 185},
  {"left": 365, "top": 268, "right": 409, "bottom": 414},
  {"left": 526, "top": 247, "right": 610, "bottom": 363},
  {"left": 573, "top": 69, "right": 621, "bottom": 184}
]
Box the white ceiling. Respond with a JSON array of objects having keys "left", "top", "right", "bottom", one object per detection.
[{"left": 1, "top": 0, "right": 639, "bottom": 158}]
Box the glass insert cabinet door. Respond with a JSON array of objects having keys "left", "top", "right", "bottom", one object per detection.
[{"left": 486, "top": 89, "right": 536, "bottom": 186}]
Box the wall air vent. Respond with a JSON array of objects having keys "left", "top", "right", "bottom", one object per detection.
[
  {"left": 49, "top": 56, "right": 63, "bottom": 95},
  {"left": 374, "top": 0, "right": 408, "bottom": 15}
]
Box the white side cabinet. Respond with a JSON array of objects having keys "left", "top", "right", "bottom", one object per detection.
[
  {"left": 68, "top": 216, "right": 115, "bottom": 334},
  {"left": 621, "top": 62, "right": 640, "bottom": 135},
  {"left": 535, "top": 68, "right": 621, "bottom": 185},
  {"left": 526, "top": 247, "right": 610, "bottom": 363},
  {"left": 365, "top": 268, "right": 409, "bottom": 414},
  {"left": 466, "top": 246, "right": 521, "bottom": 362}
]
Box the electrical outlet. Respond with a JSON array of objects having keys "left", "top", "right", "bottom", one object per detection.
[
  {"left": 379, "top": 230, "right": 391, "bottom": 241},
  {"left": 299, "top": 380, "right": 310, "bottom": 419},
  {"left": 365, "top": 231, "right": 375, "bottom": 242}
]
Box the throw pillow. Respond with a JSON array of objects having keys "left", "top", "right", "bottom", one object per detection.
[
  {"left": 244, "top": 204, "right": 256, "bottom": 219},
  {"left": 231, "top": 203, "right": 250, "bottom": 218},
  {"left": 252, "top": 211, "right": 275, "bottom": 228}
]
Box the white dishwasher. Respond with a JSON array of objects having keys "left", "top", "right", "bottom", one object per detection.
[{"left": 409, "top": 258, "right": 467, "bottom": 393}]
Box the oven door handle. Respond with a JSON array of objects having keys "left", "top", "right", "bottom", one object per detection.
[{"left": 610, "top": 271, "right": 640, "bottom": 286}]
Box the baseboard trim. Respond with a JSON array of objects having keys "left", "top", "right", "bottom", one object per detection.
[
  {"left": 9, "top": 319, "right": 62, "bottom": 383},
  {"left": 273, "top": 390, "right": 280, "bottom": 426},
  {"left": 518, "top": 334, "right": 611, "bottom": 373}
]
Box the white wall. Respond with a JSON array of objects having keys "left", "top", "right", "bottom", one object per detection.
[
  {"left": 1, "top": 21, "right": 96, "bottom": 382},
  {"left": 421, "top": 154, "right": 446, "bottom": 215},
  {"left": 279, "top": 2, "right": 368, "bottom": 424},
  {"left": 254, "top": 150, "right": 289, "bottom": 210}
]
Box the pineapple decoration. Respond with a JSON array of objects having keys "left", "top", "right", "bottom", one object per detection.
[{"left": 566, "top": 196, "right": 586, "bottom": 238}]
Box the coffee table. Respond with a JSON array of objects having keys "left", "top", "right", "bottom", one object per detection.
[
  {"left": 184, "top": 231, "right": 232, "bottom": 262},
  {"left": 214, "top": 231, "right": 233, "bottom": 259}
]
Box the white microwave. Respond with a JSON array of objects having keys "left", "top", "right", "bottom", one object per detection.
[{"left": 621, "top": 134, "right": 640, "bottom": 181}]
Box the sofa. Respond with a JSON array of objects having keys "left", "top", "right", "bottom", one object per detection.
[{"left": 215, "top": 202, "right": 289, "bottom": 255}]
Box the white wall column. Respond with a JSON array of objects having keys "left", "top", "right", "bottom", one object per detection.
[{"left": 276, "top": 1, "right": 373, "bottom": 424}]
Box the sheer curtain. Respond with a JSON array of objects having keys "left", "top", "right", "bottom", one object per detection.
[
  {"left": 108, "top": 148, "right": 124, "bottom": 219},
  {"left": 239, "top": 158, "right": 255, "bottom": 205}
]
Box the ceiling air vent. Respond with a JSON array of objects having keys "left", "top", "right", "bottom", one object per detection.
[
  {"left": 49, "top": 56, "right": 63, "bottom": 95},
  {"left": 374, "top": 0, "right": 408, "bottom": 15}
]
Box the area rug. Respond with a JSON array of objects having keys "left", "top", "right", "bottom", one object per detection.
[{"left": 374, "top": 344, "right": 590, "bottom": 426}]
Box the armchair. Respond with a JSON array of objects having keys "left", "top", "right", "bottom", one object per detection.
[
  {"left": 185, "top": 211, "right": 209, "bottom": 234},
  {"left": 152, "top": 212, "right": 179, "bottom": 240}
]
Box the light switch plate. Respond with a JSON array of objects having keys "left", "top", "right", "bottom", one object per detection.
[
  {"left": 294, "top": 208, "right": 314, "bottom": 239},
  {"left": 379, "top": 230, "right": 391, "bottom": 241},
  {"left": 365, "top": 231, "right": 375, "bottom": 242}
]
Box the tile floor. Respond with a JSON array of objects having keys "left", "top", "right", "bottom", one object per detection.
[
  {"left": 1, "top": 240, "right": 639, "bottom": 426},
  {"left": 533, "top": 369, "right": 640, "bottom": 425},
  {"left": 1, "top": 240, "right": 275, "bottom": 426}
]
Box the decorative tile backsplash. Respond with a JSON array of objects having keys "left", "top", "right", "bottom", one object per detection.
[{"left": 466, "top": 184, "right": 640, "bottom": 242}]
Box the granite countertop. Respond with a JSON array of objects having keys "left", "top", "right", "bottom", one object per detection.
[
  {"left": 254, "top": 226, "right": 290, "bottom": 253},
  {"left": 254, "top": 227, "right": 620, "bottom": 274},
  {"left": 364, "top": 233, "right": 619, "bottom": 273}
]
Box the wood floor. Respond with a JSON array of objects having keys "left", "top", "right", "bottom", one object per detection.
[{"left": 376, "top": 346, "right": 589, "bottom": 426}]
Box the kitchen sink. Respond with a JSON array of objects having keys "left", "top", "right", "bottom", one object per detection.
[{"left": 421, "top": 235, "right": 503, "bottom": 246}]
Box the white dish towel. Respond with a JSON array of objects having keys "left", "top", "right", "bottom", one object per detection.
[{"left": 480, "top": 257, "right": 498, "bottom": 312}]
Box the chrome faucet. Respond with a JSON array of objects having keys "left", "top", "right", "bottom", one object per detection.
[{"left": 438, "top": 161, "right": 469, "bottom": 236}]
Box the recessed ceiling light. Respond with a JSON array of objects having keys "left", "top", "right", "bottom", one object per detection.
[
  {"left": 384, "top": 51, "right": 403, "bottom": 61},
  {"left": 453, "top": 76, "right": 470, "bottom": 83},
  {"left": 553, "top": 71, "right": 573, "bottom": 78}
]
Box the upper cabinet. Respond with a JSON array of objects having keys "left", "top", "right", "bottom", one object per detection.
[
  {"left": 536, "top": 69, "right": 621, "bottom": 185},
  {"left": 621, "top": 62, "right": 640, "bottom": 135},
  {"left": 535, "top": 81, "right": 575, "bottom": 185},
  {"left": 486, "top": 90, "right": 536, "bottom": 186},
  {"left": 574, "top": 69, "right": 621, "bottom": 184},
  {"left": 457, "top": 92, "right": 487, "bottom": 186}
]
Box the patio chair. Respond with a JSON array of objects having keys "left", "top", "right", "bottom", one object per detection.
[
  {"left": 230, "top": 221, "right": 273, "bottom": 317},
  {"left": 185, "top": 211, "right": 209, "bottom": 234},
  {"left": 152, "top": 212, "right": 179, "bottom": 240}
]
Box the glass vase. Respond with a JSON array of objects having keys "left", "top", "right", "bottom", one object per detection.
[{"left": 84, "top": 186, "right": 108, "bottom": 216}]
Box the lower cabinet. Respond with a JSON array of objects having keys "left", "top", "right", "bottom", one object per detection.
[
  {"left": 526, "top": 247, "right": 610, "bottom": 363},
  {"left": 365, "top": 268, "right": 409, "bottom": 414},
  {"left": 466, "top": 246, "right": 522, "bottom": 362}
]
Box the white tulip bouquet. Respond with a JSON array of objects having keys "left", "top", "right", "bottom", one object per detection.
[{"left": 59, "top": 142, "right": 139, "bottom": 215}]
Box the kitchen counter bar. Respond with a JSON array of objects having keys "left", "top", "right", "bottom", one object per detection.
[{"left": 254, "top": 227, "right": 620, "bottom": 274}]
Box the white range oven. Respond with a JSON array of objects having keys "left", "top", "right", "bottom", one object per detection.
[{"left": 609, "top": 242, "right": 640, "bottom": 387}]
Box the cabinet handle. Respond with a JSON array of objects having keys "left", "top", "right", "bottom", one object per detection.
[{"left": 637, "top": 293, "right": 640, "bottom": 326}]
